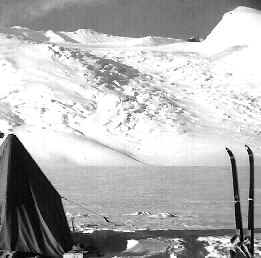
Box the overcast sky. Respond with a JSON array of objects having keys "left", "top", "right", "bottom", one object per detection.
[{"left": 0, "top": 0, "right": 261, "bottom": 38}]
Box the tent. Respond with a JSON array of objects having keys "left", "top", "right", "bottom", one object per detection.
[{"left": 0, "top": 134, "right": 73, "bottom": 256}]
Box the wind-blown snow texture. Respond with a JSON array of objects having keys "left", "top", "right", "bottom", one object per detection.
[{"left": 0, "top": 6, "right": 261, "bottom": 166}]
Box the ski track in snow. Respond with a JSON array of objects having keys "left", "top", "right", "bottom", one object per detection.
[{"left": 0, "top": 6, "right": 261, "bottom": 166}]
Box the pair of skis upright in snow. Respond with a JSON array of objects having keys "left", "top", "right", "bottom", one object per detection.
[{"left": 226, "top": 145, "right": 255, "bottom": 257}]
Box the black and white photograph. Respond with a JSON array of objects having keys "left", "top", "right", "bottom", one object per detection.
[{"left": 0, "top": 0, "right": 261, "bottom": 257}]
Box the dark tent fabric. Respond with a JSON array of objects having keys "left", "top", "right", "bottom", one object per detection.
[{"left": 0, "top": 134, "right": 73, "bottom": 256}]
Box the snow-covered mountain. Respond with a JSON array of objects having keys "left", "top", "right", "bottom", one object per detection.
[
  {"left": 1, "top": 26, "right": 181, "bottom": 46},
  {"left": 0, "top": 6, "right": 261, "bottom": 167}
]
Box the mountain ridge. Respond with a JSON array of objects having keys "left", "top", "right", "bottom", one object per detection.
[{"left": 0, "top": 26, "right": 181, "bottom": 46}]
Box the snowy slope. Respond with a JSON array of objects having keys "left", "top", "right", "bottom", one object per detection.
[
  {"left": 0, "top": 6, "right": 261, "bottom": 166},
  {"left": 204, "top": 6, "right": 261, "bottom": 51}
]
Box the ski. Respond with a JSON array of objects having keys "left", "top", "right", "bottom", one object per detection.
[
  {"left": 226, "top": 147, "right": 244, "bottom": 242},
  {"left": 245, "top": 145, "right": 255, "bottom": 257}
]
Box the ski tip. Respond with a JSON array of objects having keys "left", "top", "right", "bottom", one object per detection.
[
  {"left": 225, "top": 147, "right": 235, "bottom": 158},
  {"left": 245, "top": 144, "right": 250, "bottom": 150},
  {"left": 226, "top": 147, "right": 235, "bottom": 160},
  {"left": 245, "top": 145, "right": 253, "bottom": 156}
]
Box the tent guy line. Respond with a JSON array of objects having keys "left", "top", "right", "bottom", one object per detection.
[{"left": 61, "top": 195, "right": 114, "bottom": 224}]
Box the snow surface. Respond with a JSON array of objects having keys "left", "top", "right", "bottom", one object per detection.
[
  {"left": 0, "top": 6, "right": 261, "bottom": 166},
  {"left": 72, "top": 230, "right": 261, "bottom": 257}
]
